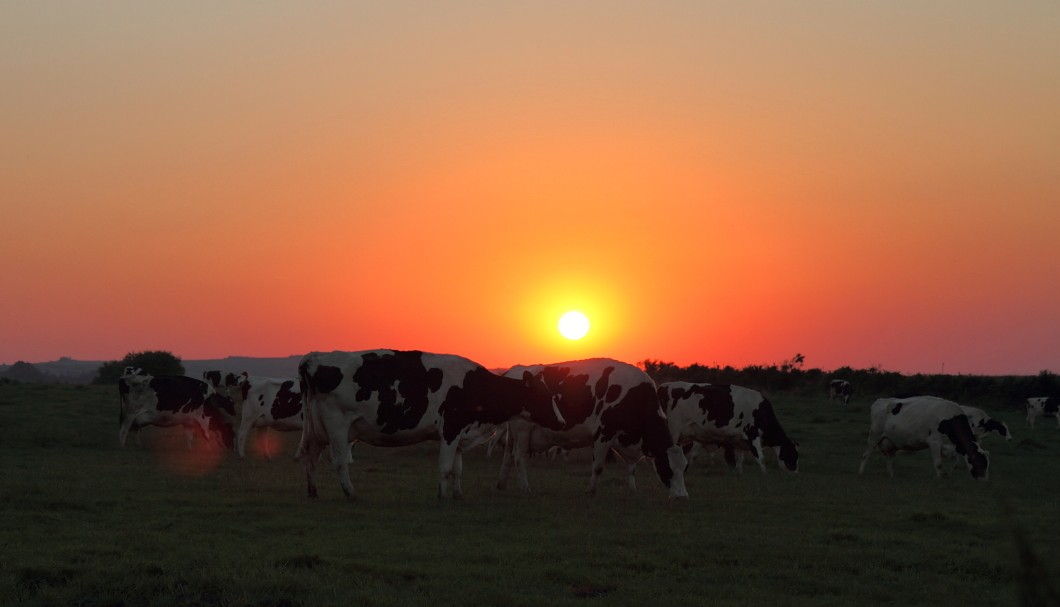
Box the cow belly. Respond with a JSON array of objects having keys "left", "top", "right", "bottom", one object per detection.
[
  {"left": 531, "top": 423, "right": 596, "bottom": 451},
  {"left": 267, "top": 419, "right": 303, "bottom": 432},
  {"left": 137, "top": 410, "right": 198, "bottom": 428},
  {"left": 349, "top": 417, "right": 439, "bottom": 447}
]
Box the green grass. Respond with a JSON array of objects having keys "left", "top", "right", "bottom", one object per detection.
[{"left": 2, "top": 382, "right": 1058, "bottom": 606}]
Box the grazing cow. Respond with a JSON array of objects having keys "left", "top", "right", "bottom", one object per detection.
[
  {"left": 203, "top": 371, "right": 307, "bottom": 459},
  {"left": 858, "top": 396, "right": 989, "bottom": 479},
  {"left": 119, "top": 368, "right": 235, "bottom": 448},
  {"left": 659, "top": 382, "right": 799, "bottom": 474},
  {"left": 295, "top": 349, "right": 565, "bottom": 499},
  {"left": 496, "top": 358, "right": 688, "bottom": 498},
  {"left": 1026, "top": 397, "right": 1059, "bottom": 429},
  {"left": 828, "top": 379, "right": 852, "bottom": 405}
]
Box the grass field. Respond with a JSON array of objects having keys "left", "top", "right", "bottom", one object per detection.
[{"left": 2, "top": 382, "right": 1059, "bottom": 606}]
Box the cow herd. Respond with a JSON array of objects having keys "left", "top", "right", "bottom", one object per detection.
[{"left": 116, "top": 351, "right": 1053, "bottom": 499}]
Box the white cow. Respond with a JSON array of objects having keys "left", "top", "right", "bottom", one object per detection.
[
  {"left": 203, "top": 371, "right": 306, "bottom": 459},
  {"left": 1026, "top": 397, "right": 1059, "bottom": 429},
  {"left": 858, "top": 396, "right": 989, "bottom": 479},
  {"left": 497, "top": 358, "right": 688, "bottom": 498},
  {"left": 659, "top": 382, "right": 799, "bottom": 474}
]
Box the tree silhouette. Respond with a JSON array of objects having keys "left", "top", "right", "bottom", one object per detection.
[{"left": 94, "top": 350, "right": 185, "bottom": 384}]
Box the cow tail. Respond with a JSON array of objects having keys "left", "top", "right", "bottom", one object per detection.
[
  {"left": 118, "top": 379, "right": 128, "bottom": 426},
  {"left": 293, "top": 358, "right": 314, "bottom": 461}
]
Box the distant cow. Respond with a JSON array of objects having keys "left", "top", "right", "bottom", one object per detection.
[
  {"left": 828, "top": 379, "right": 852, "bottom": 405},
  {"left": 295, "top": 349, "right": 565, "bottom": 499},
  {"left": 858, "top": 396, "right": 989, "bottom": 479},
  {"left": 1026, "top": 397, "right": 1059, "bottom": 429},
  {"left": 119, "top": 368, "right": 235, "bottom": 449},
  {"left": 497, "top": 358, "right": 688, "bottom": 498},
  {"left": 659, "top": 382, "right": 799, "bottom": 474},
  {"left": 203, "top": 371, "right": 306, "bottom": 459}
]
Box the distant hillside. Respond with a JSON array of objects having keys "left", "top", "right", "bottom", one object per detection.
[
  {"left": 1, "top": 355, "right": 304, "bottom": 383},
  {"left": 181, "top": 356, "right": 303, "bottom": 379}
]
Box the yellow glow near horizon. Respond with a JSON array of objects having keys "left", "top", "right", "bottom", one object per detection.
[{"left": 558, "top": 311, "right": 590, "bottom": 340}]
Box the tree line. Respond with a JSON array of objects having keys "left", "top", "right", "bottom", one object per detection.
[{"left": 639, "top": 356, "right": 1058, "bottom": 410}]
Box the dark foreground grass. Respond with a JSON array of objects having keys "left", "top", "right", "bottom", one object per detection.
[{"left": 2, "top": 382, "right": 1059, "bottom": 606}]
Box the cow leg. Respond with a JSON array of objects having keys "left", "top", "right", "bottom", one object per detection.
[
  {"left": 682, "top": 442, "right": 700, "bottom": 472},
  {"left": 452, "top": 449, "right": 465, "bottom": 499},
  {"left": 119, "top": 413, "right": 146, "bottom": 447},
  {"left": 748, "top": 438, "right": 768, "bottom": 474},
  {"left": 885, "top": 455, "right": 896, "bottom": 478},
  {"left": 328, "top": 440, "right": 355, "bottom": 498},
  {"left": 586, "top": 440, "right": 611, "bottom": 496},
  {"left": 437, "top": 441, "right": 461, "bottom": 499},
  {"left": 722, "top": 445, "right": 739, "bottom": 474},
  {"left": 1026, "top": 409, "right": 1036, "bottom": 428},
  {"left": 496, "top": 432, "right": 513, "bottom": 490},
  {"left": 929, "top": 441, "right": 944, "bottom": 478},
  {"left": 300, "top": 440, "right": 323, "bottom": 498},
  {"left": 260, "top": 427, "right": 273, "bottom": 461},
  {"left": 626, "top": 458, "right": 638, "bottom": 495},
  {"left": 858, "top": 436, "right": 880, "bottom": 475},
  {"left": 512, "top": 429, "right": 533, "bottom": 493},
  {"left": 236, "top": 416, "right": 254, "bottom": 459}
]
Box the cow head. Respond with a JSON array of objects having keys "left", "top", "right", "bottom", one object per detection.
[
  {"left": 520, "top": 370, "right": 567, "bottom": 430},
  {"left": 776, "top": 440, "right": 800, "bottom": 473},
  {"left": 938, "top": 415, "right": 990, "bottom": 481},
  {"left": 656, "top": 444, "right": 689, "bottom": 499},
  {"left": 202, "top": 397, "right": 236, "bottom": 448}
]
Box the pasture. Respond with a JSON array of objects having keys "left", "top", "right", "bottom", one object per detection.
[{"left": 2, "top": 381, "right": 1059, "bottom": 606}]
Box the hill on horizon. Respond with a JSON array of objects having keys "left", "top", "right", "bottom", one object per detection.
[{"left": 0, "top": 355, "right": 305, "bottom": 383}]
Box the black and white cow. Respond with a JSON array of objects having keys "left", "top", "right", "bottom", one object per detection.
[
  {"left": 960, "top": 405, "right": 1011, "bottom": 441},
  {"left": 204, "top": 371, "right": 305, "bottom": 459},
  {"left": 295, "top": 349, "right": 564, "bottom": 499},
  {"left": 828, "top": 379, "right": 852, "bottom": 405},
  {"left": 1026, "top": 397, "right": 1059, "bottom": 429},
  {"left": 119, "top": 368, "right": 235, "bottom": 449},
  {"left": 496, "top": 358, "right": 688, "bottom": 498},
  {"left": 858, "top": 396, "right": 989, "bottom": 479},
  {"left": 659, "top": 382, "right": 799, "bottom": 474}
]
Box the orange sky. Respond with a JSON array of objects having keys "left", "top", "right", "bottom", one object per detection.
[{"left": 2, "top": 3, "right": 1058, "bottom": 375}]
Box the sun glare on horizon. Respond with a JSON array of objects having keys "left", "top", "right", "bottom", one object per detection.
[{"left": 558, "top": 311, "right": 590, "bottom": 341}]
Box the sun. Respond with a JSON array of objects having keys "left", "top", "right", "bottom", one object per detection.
[{"left": 558, "top": 311, "right": 590, "bottom": 340}]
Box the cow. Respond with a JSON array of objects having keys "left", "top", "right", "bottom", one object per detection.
[
  {"left": 294, "top": 349, "right": 565, "bottom": 499},
  {"left": 828, "top": 379, "right": 852, "bottom": 405},
  {"left": 203, "top": 371, "right": 308, "bottom": 459},
  {"left": 858, "top": 396, "right": 989, "bottom": 479},
  {"left": 496, "top": 358, "right": 688, "bottom": 498},
  {"left": 1026, "top": 397, "right": 1059, "bottom": 429},
  {"left": 658, "top": 382, "right": 799, "bottom": 475},
  {"left": 119, "top": 368, "right": 235, "bottom": 449}
]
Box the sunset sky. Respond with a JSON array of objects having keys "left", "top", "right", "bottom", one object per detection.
[{"left": 2, "top": 2, "right": 1058, "bottom": 375}]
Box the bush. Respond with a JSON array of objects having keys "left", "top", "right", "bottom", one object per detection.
[{"left": 93, "top": 351, "right": 185, "bottom": 384}]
